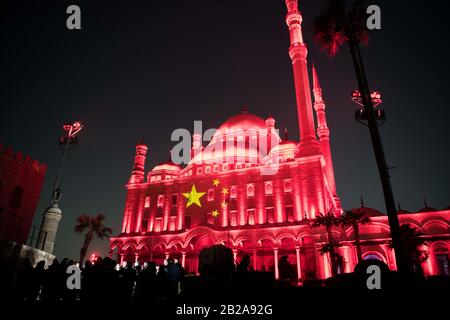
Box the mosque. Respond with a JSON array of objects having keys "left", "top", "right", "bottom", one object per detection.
[{"left": 110, "top": 0, "right": 450, "bottom": 280}]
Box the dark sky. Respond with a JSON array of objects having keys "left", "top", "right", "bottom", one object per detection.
[{"left": 1, "top": 0, "right": 449, "bottom": 260}]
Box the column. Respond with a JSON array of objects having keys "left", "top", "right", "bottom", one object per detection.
[
  {"left": 323, "top": 253, "right": 330, "bottom": 278},
  {"left": 295, "top": 246, "right": 302, "bottom": 280},
  {"left": 343, "top": 246, "right": 351, "bottom": 273},
  {"left": 386, "top": 245, "right": 397, "bottom": 271},
  {"left": 165, "top": 252, "right": 170, "bottom": 260},
  {"left": 233, "top": 248, "right": 238, "bottom": 263},
  {"left": 253, "top": 249, "right": 258, "bottom": 271},
  {"left": 274, "top": 247, "right": 279, "bottom": 280},
  {"left": 182, "top": 251, "right": 186, "bottom": 268},
  {"left": 422, "top": 244, "right": 433, "bottom": 276}
]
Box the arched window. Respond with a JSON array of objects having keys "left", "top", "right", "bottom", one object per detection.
[
  {"left": 230, "top": 186, "right": 237, "bottom": 199},
  {"left": 144, "top": 196, "right": 151, "bottom": 208},
  {"left": 172, "top": 194, "right": 178, "bottom": 206},
  {"left": 265, "top": 182, "right": 273, "bottom": 195},
  {"left": 283, "top": 180, "right": 292, "bottom": 193},
  {"left": 247, "top": 184, "right": 254, "bottom": 197},
  {"left": 363, "top": 253, "right": 383, "bottom": 261},
  {"left": 10, "top": 186, "right": 23, "bottom": 209},
  {"left": 434, "top": 245, "right": 450, "bottom": 276},
  {"left": 207, "top": 189, "right": 214, "bottom": 201},
  {"left": 157, "top": 195, "right": 164, "bottom": 207}
]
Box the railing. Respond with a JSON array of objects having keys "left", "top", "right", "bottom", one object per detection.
[{"left": 28, "top": 224, "right": 47, "bottom": 251}]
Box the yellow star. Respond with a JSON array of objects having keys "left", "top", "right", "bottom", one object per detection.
[
  {"left": 212, "top": 210, "right": 220, "bottom": 217},
  {"left": 221, "top": 201, "right": 227, "bottom": 209},
  {"left": 182, "top": 184, "right": 205, "bottom": 208},
  {"left": 212, "top": 179, "right": 220, "bottom": 187},
  {"left": 222, "top": 187, "right": 229, "bottom": 195}
]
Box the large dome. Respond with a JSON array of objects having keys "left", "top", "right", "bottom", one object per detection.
[
  {"left": 217, "top": 113, "right": 267, "bottom": 132},
  {"left": 151, "top": 161, "right": 181, "bottom": 172}
]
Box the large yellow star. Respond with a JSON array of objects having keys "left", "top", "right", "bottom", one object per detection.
[
  {"left": 182, "top": 184, "right": 205, "bottom": 208},
  {"left": 212, "top": 209, "right": 220, "bottom": 217},
  {"left": 212, "top": 179, "right": 220, "bottom": 187}
]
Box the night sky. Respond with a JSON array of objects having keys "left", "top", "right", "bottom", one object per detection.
[{"left": 1, "top": 0, "right": 449, "bottom": 260}]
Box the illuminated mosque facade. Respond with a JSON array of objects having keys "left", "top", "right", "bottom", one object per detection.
[{"left": 110, "top": 0, "right": 450, "bottom": 280}]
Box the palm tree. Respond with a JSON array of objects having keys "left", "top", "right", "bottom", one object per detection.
[
  {"left": 340, "top": 209, "right": 371, "bottom": 263},
  {"left": 311, "top": 212, "right": 340, "bottom": 276},
  {"left": 391, "top": 224, "right": 429, "bottom": 274},
  {"left": 75, "top": 214, "right": 112, "bottom": 266},
  {"left": 313, "top": 0, "right": 410, "bottom": 273}
]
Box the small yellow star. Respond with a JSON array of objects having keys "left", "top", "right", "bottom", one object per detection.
[
  {"left": 212, "top": 179, "right": 220, "bottom": 187},
  {"left": 221, "top": 201, "right": 227, "bottom": 209},
  {"left": 222, "top": 187, "right": 229, "bottom": 195},
  {"left": 212, "top": 210, "right": 220, "bottom": 217},
  {"left": 182, "top": 184, "right": 206, "bottom": 208}
]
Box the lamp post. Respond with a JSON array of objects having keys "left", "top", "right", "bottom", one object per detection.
[
  {"left": 50, "top": 121, "right": 83, "bottom": 204},
  {"left": 38, "top": 121, "right": 83, "bottom": 254},
  {"left": 349, "top": 48, "right": 410, "bottom": 273}
]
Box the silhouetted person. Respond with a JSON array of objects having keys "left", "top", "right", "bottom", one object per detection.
[
  {"left": 135, "top": 262, "right": 157, "bottom": 299},
  {"left": 167, "top": 259, "right": 181, "bottom": 299},
  {"left": 30, "top": 260, "right": 46, "bottom": 300},
  {"left": 174, "top": 259, "right": 185, "bottom": 294},
  {"left": 81, "top": 260, "right": 93, "bottom": 300},
  {"left": 237, "top": 255, "right": 251, "bottom": 272},
  {"left": 16, "top": 259, "right": 34, "bottom": 300},
  {"left": 155, "top": 263, "right": 170, "bottom": 301},
  {"left": 119, "top": 261, "right": 136, "bottom": 299},
  {"left": 278, "top": 256, "right": 295, "bottom": 285},
  {"left": 41, "top": 259, "right": 60, "bottom": 300}
]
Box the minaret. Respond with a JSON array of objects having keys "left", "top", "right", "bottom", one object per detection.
[
  {"left": 285, "top": 0, "right": 320, "bottom": 156},
  {"left": 312, "top": 65, "right": 337, "bottom": 198},
  {"left": 129, "top": 139, "right": 148, "bottom": 184}
]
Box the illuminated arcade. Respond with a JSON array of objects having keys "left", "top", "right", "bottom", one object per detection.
[{"left": 110, "top": 0, "right": 450, "bottom": 280}]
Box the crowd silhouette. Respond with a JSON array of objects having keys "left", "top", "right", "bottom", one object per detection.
[
  {"left": 0, "top": 256, "right": 186, "bottom": 301},
  {"left": 0, "top": 248, "right": 299, "bottom": 301}
]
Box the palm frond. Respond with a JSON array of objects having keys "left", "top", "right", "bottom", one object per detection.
[
  {"left": 75, "top": 215, "right": 91, "bottom": 233},
  {"left": 313, "top": 0, "right": 370, "bottom": 57},
  {"left": 313, "top": 0, "right": 347, "bottom": 57},
  {"left": 97, "top": 227, "right": 113, "bottom": 239}
]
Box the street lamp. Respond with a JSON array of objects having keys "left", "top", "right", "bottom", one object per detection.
[
  {"left": 50, "top": 121, "right": 83, "bottom": 204},
  {"left": 352, "top": 90, "right": 386, "bottom": 126},
  {"left": 38, "top": 121, "right": 84, "bottom": 254}
]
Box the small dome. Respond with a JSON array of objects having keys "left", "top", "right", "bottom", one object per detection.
[
  {"left": 352, "top": 207, "right": 384, "bottom": 217},
  {"left": 218, "top": 113, "right": 267, "bottom": 132},
  {"left": 269, "top": 140, "right": 298, "bottom": 155},
  {"left": 151, "top": 161, "right": 181, "bottom": 172}
]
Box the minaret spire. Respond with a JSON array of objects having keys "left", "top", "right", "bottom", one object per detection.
[
  {"left": 129, "top": 140, "right": 148, "bottom": 185},
  {"left": 312, "top": 64, "right": 321, "bottom": 98},
  {"left": 285, "top": 0, "right": 320, "bottom": 156},
  {"left": 312, "top": 64, "right": 338, "bottom": 199}
]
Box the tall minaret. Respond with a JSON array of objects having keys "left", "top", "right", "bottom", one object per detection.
[
  {"left": 129, "top": 139, "right": 148, "bottom": 185},
  {"left": 312, "top": 65, "right": 339, "bottom": 205},
  {"left": 285, "top": 0, "right": 320, "bottom": 156}
]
